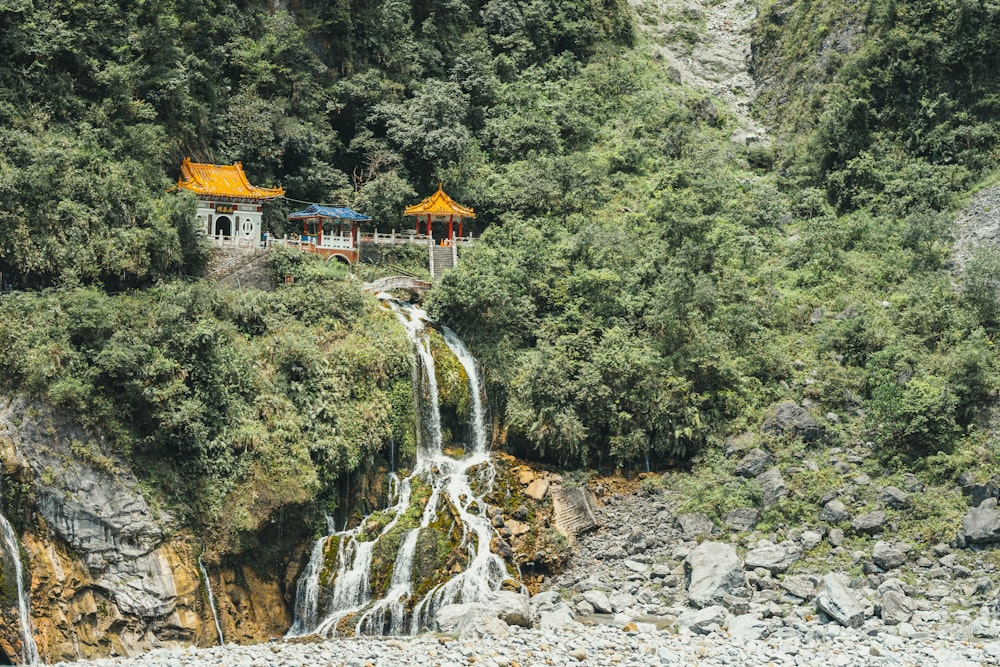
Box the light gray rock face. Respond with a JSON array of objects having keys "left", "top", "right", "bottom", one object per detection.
[
  {"left": 961, "top": 497, "right": 1000, "bottom": 545},
  {"left": 820, "top": 499, "right": 850, "bottom": 523},
  {"left": 816, "top": 573, "right": 866, "bottom": 628},
  {"left": 872, "top": 541, "right": 907, "bottom": 570},
  {"left": 0, "top": 395, "right": 178, "bottom": 621},
  {"left": 756, "top": 467, "right": 787, "bottom": 508},
  {"left": 685, "top": 542, "right": 745, "bottom": 608},
  {"left": 744, "top": 542, "right": 801, "bottom": 573},
  {"left": 1, "top": 396, "right": 163, "bottom": 567},
  {"left": 676, "top": 605, "right": 727, "bottom": 634},
  {"left": 851, "top": 510, "right": 887, "bottom": 535},
  {"left": 761, "top": 401, "right": 823, "bottom": 442},
  {"left": 735, "top": 448, "right": 773, "bottom": 478},
  {"left": 676, "top": 512, "right": 715, "bottom": 540}
]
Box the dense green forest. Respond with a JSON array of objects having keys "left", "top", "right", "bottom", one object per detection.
[{"left": 2, "top": 0, "right": 1000, "bottom": 548}]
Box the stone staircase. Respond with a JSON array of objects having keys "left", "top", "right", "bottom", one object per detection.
[{"left": 429, "top": 245, "right": 457, "bottom": 281}]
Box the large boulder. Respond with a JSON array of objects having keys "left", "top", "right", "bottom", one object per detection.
[
  {"left": 489, "top": 591, "right": 534, "bottom": 628},
  {"left": 582, "top": 590, "right": 613, "bottom": 614},
  {"left": 872, "top": 541, "right": 907, "bottom": 570},
  {"left": 744, "top": 542, "right": 801, "bottom": 574},
  {"left": 816, "top": 573, "right": 866, "bottom": 628},
  {"left": 819, "top": 498, "right": 850, "bottom": 523},
  {"left": 676, "top": 513, "right": 715, "bottom": 540},
  {"left": 435, "top": 603, "right": 510, "bottom": 639},
  {"left": 960, "top": 497, "right": 1000, "bottom": 545},
  {"left": 851, "top": 510, "right": 887, "bottom": 535},
  {"left": 685, "top": 542, "right": 745, "bottom": 608},
  {"left": 761, "top": 401, "right": 824, "bottom": 442}
]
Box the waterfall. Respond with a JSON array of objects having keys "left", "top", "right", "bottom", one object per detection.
[
  {"left": 0, "top": 512, "right": 40, "bottom": 665},
  {"left": 287, "top": 299, "right": 513, "bottom": 638},
  {"left": 197, "top": 556, "right": 225, "bottom": 646}
]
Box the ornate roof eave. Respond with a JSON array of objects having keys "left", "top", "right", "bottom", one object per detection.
[
  {"left": 403, "top": 183, "right": 476, "bottom": 219},
  {"left": 175, "top": 158, "right": 285, "bottom": 201}
]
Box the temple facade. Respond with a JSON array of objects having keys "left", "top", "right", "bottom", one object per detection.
[{"left": 175, "top": 158, "right": 284, "bottom": 244}]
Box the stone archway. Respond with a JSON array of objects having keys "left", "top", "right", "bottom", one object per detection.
[{"left": 214, "top": 216, "right": 232, "bottom": 237}]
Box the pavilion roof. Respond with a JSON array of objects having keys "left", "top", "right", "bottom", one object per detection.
[
  {"left": 175, "top": 158, "right": 285, "bottom": 200},
  {"left": 403, "top": 183, "right": 476, "bottom": 219},
  {"left": 288, "top": 203, "right": 371, "bottom": 221}
]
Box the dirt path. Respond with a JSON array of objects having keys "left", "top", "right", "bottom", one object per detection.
[{"left": 629, "top": 0, "right": 767, "bottom": 144}]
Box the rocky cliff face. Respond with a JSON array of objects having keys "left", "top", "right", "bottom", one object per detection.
[{"left": 0, "top": 395, "right": 295, "bottom": 662}]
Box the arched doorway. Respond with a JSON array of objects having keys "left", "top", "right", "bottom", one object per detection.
[{"left": 214, "top": 216, "right": 232, "bottom": 237}]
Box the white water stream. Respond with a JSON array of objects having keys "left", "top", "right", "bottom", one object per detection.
[
  {"left": 197, "top": 556, "right": 225, "bottom": 646},
  {"left": 0, "top": 511, "right": 40, "bottom": 665},
  {"left": 288, "top": 300, "right": 511, "bottom": 637}
]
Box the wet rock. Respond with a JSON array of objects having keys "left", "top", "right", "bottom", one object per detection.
[
  {"left": 851, "top": 510, "right": 887, "bottom": 535},
  {"left": 735, "top": 448, "right": 773, "bottom": 478},
  {"left": 960, "top": 497, "right": 1000, "bottom": 545},
  {"left": 816, "top": 573, "right": 866, "bottom": 628},
  {"left": 675, "top": 513, "right": 715, "bottom": 540},
  {"left": 685, "top": 542, "right": 745, "bottom": 608},
  {"left": 725, "top": 507, "right": 759, "bottom": 532},
  {"left": 761, "top": 401, "right": 823, "bottom": 442},
  {"left": 756, "top": 468, "right": 787, "bottom": 508}
]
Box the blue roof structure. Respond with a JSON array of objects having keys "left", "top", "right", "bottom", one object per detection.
[{"left": 288, "top": 203, "right": 371, "bottom": 221}]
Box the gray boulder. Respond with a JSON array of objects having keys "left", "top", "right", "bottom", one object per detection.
[
  {"left": 582, "top": 590, "right": 613, "bottom": 614},
  {"left": 725, "top": 507, "right": 760, "bottom": 532},
  {"left": 872, "top": 541, "right": 907, "bottom": 570},
  {"left": 735, "top": 448, "right": 774, "bottom": 478},
  {"left": 961, "top": 497, "right": 1000, "bottom": 545},
  {"left": 676, "top": 605, "right": 727, "bottom": 634},
  {"left": 879, "top": 486, "right": 910, "bottom": 510},
  {"left": 756, "top": 467, "right": 788, "bottom": 508},
  {"left": 490, "top": 591, "right": 534, "bottom": 628},
  {"left": 877, "top": 590, "right": 914, "bottom": 625},
  {"left": 676, "top": 512, "right": 715, "bottom": 540},
  {"left": 819, "top": 498, "right": 850, "bottom": 523},
  {"left": 761, "top": 401, "right": 824, "bottom": 442},
  {"left": 728, "top": 614, "right": 771, "bottom": 640},
  {"left": 744, "top": 542, "right": 801, "bottom": 574},
  {"left": 962, "top": 479, "right": 1000, "bottom": 508},
  {"left": 816, "top": 573, "right": 866, "bottom": 628},
  {"left": 780, "top": 575, "right": 818, "bottom": 600},
  {"left": 851, "top": 510, "right": 887, "bottom": 535},
  {"left": 436, "top": 603, "right": 510, "bottom": 638},
  {"left": 685, "top": 541, "right": 745, "bottom": 608}
]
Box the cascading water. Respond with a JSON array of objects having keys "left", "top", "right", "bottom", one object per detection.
[
  {"left": 198, "top": 556, "right": 225, "bottom": 646},
  {"left": 288, "top": 299, "right": 514, "bottom": 638},
  {"left": 0, "top": 511, "right": 40, "bottom": 665}
]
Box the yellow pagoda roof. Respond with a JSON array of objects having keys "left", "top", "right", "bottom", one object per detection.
[
  {"left": 403, "top": 183, "right": 476, "bottom": 219},
  {"left": 175, "top": 158, "right": 285, "bottom": 200}
]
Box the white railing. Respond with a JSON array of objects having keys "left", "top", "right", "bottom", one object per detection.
[
  {"left": 361, "top": 230, "right": 475, "bottom": 246},
  {"left": 208, "top": 235, "right": 261, "bottom": 250}
]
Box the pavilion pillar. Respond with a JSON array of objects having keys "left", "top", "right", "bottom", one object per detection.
[
  {"left": 447, "top": 214, "right": 454, "bottom": 241},
  {"left": 426, "top": 214, "right": 432, "bottom": 237},
  {"left": 458, "top": 219, "right": 463, "bottom": 239},
  {"left": 317, "top": 217, "right": 323, "bottom": 246}
]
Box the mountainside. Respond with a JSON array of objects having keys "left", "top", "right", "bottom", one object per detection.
[{"left": 1, "top": 0, "right": 1000, "bottom": 661}]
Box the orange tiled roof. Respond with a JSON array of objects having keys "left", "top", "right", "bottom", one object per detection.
[
  {"left": 404, "top": 183, "right": 475, "bottom": 219},
  {"left": 176, "top": 158, "right": 285, "bottom": 200}
]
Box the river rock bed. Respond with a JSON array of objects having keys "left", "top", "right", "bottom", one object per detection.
[{"left": 49, "top": 622, "right": 997, "bottom": 667}]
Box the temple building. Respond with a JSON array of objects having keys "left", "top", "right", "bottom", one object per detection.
[
  {"left": 287, "top": 204, "right": 371, "bottom": 264},
  {"left": 175, "top": 158, "right": 284, "bottom": 244},
  {"left": 404, "top": 183, "right": 475, "bottom": 242}
]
